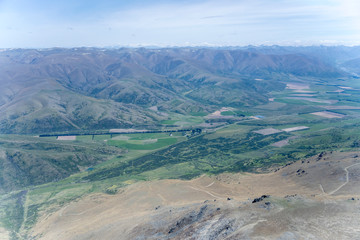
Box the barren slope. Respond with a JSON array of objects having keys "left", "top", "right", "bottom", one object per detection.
[{"left": 31, "top": 151, "right": 360, "bottom": 240}]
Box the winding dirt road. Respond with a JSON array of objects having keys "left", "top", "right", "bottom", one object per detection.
[{"left": 329, "top": 163, "right": 360, "bottom": 195}]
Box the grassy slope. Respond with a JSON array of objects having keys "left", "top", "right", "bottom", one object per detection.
[
  {"left": 1, "top": 79, "right": 360, "bottom": 239},
  {"left": 2, "top": 46, "right": 349, "bottom": 134},
  {"left": 0, "top": 135, "right": 124, "bottom": 193},
  {"left": 5, "top": 118, "right": 360, "bottom": 239}
]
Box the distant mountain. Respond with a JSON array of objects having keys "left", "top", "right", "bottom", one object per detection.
[
  {"left": 238, "top": 45, "right": 360, "bottom": 65},
  {"left": 341, "top": 58, "right": 360, "bottom": 75},
  {"left": 0, "top": 47, "right": 350, "bottom": 134}
]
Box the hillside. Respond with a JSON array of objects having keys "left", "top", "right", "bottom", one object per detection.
[
  {"left": 341, "top": 57, "right": 360, "bottom": 75},
  {"left": 0, "top": 135, "right": 123, "bottom": 193},
  {"left": 0, "top": 47, "right": 346, "bottom": 134},
  {"left": 30, "top": 151, "right": 360, "bottom": 240},
  {"left": 1, "top": 46, "right": 360, "bottom": 239}
]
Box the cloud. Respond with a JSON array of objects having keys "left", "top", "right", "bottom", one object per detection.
[
  {"left": 97, "top": 0, "right": 359, "bottom": 45},
  {"left": 0, "top": 0, "right": 359, "bottom": 47}
]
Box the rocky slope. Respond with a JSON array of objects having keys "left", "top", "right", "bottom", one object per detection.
[{"left": 30, "top": 151, "right": 360, "bottom": 240}]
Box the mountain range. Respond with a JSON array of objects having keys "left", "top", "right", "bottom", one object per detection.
[{"left": 0, "top": 46, "right": 356, "bottom": 134}]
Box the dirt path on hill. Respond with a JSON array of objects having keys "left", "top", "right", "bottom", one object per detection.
[
  {"left": 329, "top": 163, "right": 360, "bottom": 195},
  {"left": 31, "top": 151, "right": 360, "bottom": 240}
]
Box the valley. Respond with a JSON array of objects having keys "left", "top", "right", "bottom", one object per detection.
[{"left": 0, "top": 46, "right": 360, "bottom": 239}]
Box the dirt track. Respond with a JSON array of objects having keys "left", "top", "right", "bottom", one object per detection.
[
  {"left": 328, "top": 162, "right": 360, "bottom": 195},
  {"left": 31, "top": 151, "right": 360, "bottom": 240}
]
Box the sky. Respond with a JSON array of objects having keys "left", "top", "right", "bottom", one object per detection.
[{"left": 0, "top": 0, "right": 360, "bottom": 48}]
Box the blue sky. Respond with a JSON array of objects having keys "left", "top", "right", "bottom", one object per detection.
[{"left": 0, "top": 0, "right": 359, "bottom": 48}]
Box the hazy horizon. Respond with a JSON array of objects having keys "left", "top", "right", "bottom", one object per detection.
[{"left": 1, "top": 0, "right": 360, "bottom": 48}]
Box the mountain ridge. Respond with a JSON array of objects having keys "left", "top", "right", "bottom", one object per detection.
[{"left": 0, "top": 47, "right": 354, "bottom": 134}]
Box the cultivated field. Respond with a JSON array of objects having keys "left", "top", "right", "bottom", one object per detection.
[
  {"left": 311, "top": 111, "right": 345, "bottom": 118},
  {"left": 281, "top": 126, "right": 309, "bottom": 132},
  {"left": 320, "top": 105, "right": 360, "bottom": 110},
  {"left": 286, "top": 83, "right": 310, "bottom": 90},
  {"left": 253, "top": 128, "right": 282, "bottom": 135},
  {"left": 57, "top": 136, "right": 76, "bottom": 140},
  {"left": 2, "top": 77, "right": 360, "bottom": 239},
  {"left": 271, "top": 139, "right": 289, "bottom": 147}
]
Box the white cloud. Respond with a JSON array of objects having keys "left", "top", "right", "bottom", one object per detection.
[{"left": 0, "top": 0, "right": 359, "bottom": 47}]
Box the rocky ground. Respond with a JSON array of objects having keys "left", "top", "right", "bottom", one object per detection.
[{"left": 30, "top": 151, "right": 360, "bottom": 240}]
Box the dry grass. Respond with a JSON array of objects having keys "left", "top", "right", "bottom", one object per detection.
[
  {"left": 319, "top": 105, "right": 360, "bottom": 110},
  {"left": 0, "top": 227, "right": 9, "bottom": 240},
  {"left": 253, "top": 128, "right": 282, "bottom": 135},
  {"left": 31, "top": 151, "right": 360, "bottom": 240},
  {"left": 207, "top": 107, "right": 236, "bottom": 118},
  {"left": 271, "top": 139, "right": 290, "bottom": 147},
  {"left": 311, "top": 111, "right": 345, "bottom": 118},
  {"left": 285, "top": 97, "right": 338, "bottom": 104},
  {"left": 286, "top": 83, "right": 309, "bottom": 90},
  {"left": 281, "top": 126, "right": 309, "bottom": 132},
  {"left": 57, "top": 136, "right": 76, "bottom": 141}
]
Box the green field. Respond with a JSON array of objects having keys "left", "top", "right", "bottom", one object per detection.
[
  {"left": 2, "top": 79, "right": 360, "bottom": 239},
  {"left": 160, "top": 119, "right": 178, "bottom": 125},
  {"left": 107, "top": 138, "right": 178, "bottom": 150}
]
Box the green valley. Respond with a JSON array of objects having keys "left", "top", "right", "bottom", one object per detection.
[{"left": 0, "top": 46, "right": 360, "bottom": 239}]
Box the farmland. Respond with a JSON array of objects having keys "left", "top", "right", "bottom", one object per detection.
[
  {"left": 1, "top": 46, "right": 360, "bottom": 239},
  {"left": 2, "top": 77, "right": 360, "bottom": 239}
]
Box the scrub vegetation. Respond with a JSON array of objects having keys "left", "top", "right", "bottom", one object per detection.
[{"left": 1, "top": 46, "right": 360, "bottom": 239}]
